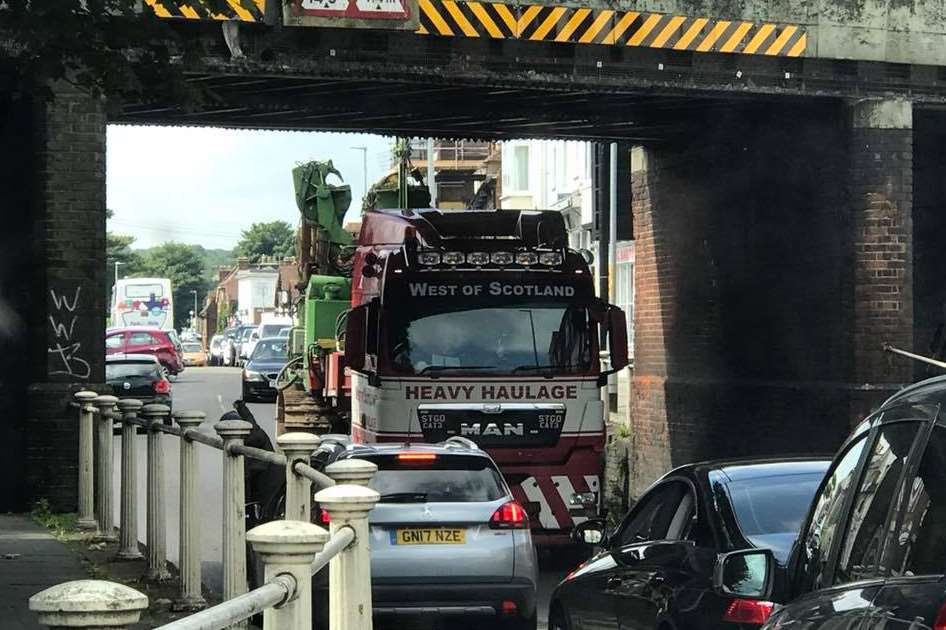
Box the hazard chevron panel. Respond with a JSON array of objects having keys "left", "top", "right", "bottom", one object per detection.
[
  {"left": 417, "top": 1, "right": 808, "bottom": 57},
  {"left": 146, "top": 0, "right": 265, "bottom": 22}
]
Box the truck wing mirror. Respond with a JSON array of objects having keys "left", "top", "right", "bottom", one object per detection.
[
  {"left": 345, "top": 298, "right": 380, "bottom": 377},
  {"left": 598, "top": 305, "right": 629, "bottom": 386}
]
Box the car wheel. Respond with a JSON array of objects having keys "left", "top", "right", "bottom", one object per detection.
[{"left": 548, "top": 606, "right": 570, "bottom": 630}]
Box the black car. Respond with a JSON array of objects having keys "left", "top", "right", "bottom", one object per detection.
[
  {"left": 106, "top": 354, "right": 172, "bottom": 408},
  {"left": 549, "top": 457, "right": 830, "bottom": 630},
  {"left": 753, "top": 375, "right": 946, "bottom": 629},
  {"left": 241, "top": 337, "right": 288, "bottom": 402}
]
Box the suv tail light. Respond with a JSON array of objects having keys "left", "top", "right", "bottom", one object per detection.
[
  {"left": 722, "top": 599, "right": 775, "bottom": 625},
  {"left": 397, "top": 452, "right": 437, "bottom": 462},
  {"left": 318, "top": 509, "right": 330, "bottom": 525},
  {"left": 154, "top": 379, "right": 171, "bottom": 395},
  {"left": 489, "top": 501, "right": 528, "bottom": 529}
]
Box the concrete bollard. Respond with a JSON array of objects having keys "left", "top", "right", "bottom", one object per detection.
[
  {"left": 314, "top": 484, "right": 380, "bottom": 630},
  {"left": 141, "top": 404, "right": 171, "bottom": 581},
  {"left": 116, "top": 399, "right": 144, "bottom": 561},
  {"left": 29, "top": 579, "right": 148, "bottom": 629},
  {"left": 278, "top": 433, "right": 321, "bottom": 522},
  {"left": 75, "top": 391, "right": 99, "bottom": 531},
  {"left": 94, "top": 395, "right": 119, "bottom": 542},
  {"left": 215, "top": 418, "right": 253, "bottom": 624},
  {"left": 174, "top": 410, "right": 208, "bottom": 612},
  {"left": 325, "top": 459, "right": 378, "bottom": 488},
  {"left": 247, "top": 520, "right": 329, "bottom": 630}
]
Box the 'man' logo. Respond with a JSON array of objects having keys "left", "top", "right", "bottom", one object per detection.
[{"left": 460, "top": 422, "right": 524, "bottom": 437}]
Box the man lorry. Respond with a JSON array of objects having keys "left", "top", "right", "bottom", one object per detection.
[{"left": 276, "top": 155, "right": 629, "bottom": 544}]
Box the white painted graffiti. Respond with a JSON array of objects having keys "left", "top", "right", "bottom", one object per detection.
[{"left": 48, "top": 286, "right": 90, "bottom": 379}]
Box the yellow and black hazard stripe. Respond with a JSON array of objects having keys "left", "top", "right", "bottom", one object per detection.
[
  {"left": 417, "top": 1, "right": 808, "bottom": 58},
  {"left": 146, "top": 0, "right": 265, "bottom": 22},
  {"left": 418, "top": 0, "right": 519, "bottom": 38}
]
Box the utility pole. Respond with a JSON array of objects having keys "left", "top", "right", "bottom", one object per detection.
[
  {"left": 191, "top": 290, "right": 198, "bottom": 331},
  {"left": 351, "top": 146, "right": 368, "bottom": 201}
]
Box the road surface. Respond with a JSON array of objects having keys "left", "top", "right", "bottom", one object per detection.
[{"left": 112, "top": 366, "right": 574, "bottom": 627}]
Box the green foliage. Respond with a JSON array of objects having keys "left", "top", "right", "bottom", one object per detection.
[
  {"left": 217, "top": 298, "right": 230, "bottom": 333},
  {"left": 31, "top": 498, "right": 78, "bottom": 539},
  {"left": 139, "top": 242, "right": 209, "bottom": 330},
  {"left": 106, "top": 209, "right": 143, "bottom": 315},
  {"left": 234, "top": 220, "right": 296, "bottom": 262}
]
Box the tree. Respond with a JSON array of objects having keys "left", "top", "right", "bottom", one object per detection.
[
  {"left": 139, "top": 242, "right": 209, "bottom": 331},
  {"left": 234, "top": 221, "right": 296, "bottom": 262}
]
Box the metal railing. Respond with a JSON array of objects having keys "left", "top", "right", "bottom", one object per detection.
[{"left": 28, "top": 392, "right": 380, "bottom": 630}]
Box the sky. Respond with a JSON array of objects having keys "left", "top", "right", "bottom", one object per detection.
[{"left": 106, "top": 125, "right": 394, "bottom": 250}]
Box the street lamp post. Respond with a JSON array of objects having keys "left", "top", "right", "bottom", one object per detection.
[
  {"left": 114, "top": 260, "right": 123, "bottom": 284},
  {"left": 191, "top": 290, "right": 198, "bottom": 332}
]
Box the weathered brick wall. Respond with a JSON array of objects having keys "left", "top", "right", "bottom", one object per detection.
[
  {"left": 849, "top": 100, "right": 914, "bottom": 420},
  {"left": 24, "top": 84, "right": 108, "bottom": 511},
  {"left": 630, "top": 103, "right": 859, "bottom": 495}
]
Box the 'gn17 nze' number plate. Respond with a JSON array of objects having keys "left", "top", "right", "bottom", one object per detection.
[{"left": 392, "top": 528, "right": 466, "bottom": 545}]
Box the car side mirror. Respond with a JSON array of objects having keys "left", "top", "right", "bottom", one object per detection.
[
  {"left": 344, "top": 299, "right": 380, "bottom": 378},
  {"left": 606, "top": 306, "right": 628, "bottom": 372},
  {"left": 713, "top": 549, "right": 775, "bottom": 599},
  {"left": 572, "top": 519, "right": 607, "bottom": 546}
]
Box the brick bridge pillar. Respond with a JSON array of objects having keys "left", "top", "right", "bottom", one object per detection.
[
  {"left": 629, "top": 101, "right": 916, "bottom": 496},
  {"left": 0, "top": 83, "right": 107, "bottom": 511}
]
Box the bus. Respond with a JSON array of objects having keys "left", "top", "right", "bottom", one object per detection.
[{"left": 111, "top": 278, "right": 174, "bottom": 331}]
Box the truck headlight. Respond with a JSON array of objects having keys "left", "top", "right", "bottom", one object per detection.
[{"left": 539, "top": 252, "right": 564, "bottom": 266}]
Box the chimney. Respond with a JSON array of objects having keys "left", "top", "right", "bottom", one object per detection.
[{"left": 237, "top": 257, "right": 250, "bottom": 270}]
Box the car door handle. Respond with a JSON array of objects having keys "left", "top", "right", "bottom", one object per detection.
[{"left": 607, "top": 576, "right": 623, "bottom": 588}]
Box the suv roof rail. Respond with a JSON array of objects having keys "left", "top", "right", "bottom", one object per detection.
[{"left": 442, "top": 436, "right": 479, "bottom": 450}]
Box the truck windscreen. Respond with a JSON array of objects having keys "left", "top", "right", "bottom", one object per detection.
[{"left": 382, "top": 277, "right": 597, "bottom": 376}]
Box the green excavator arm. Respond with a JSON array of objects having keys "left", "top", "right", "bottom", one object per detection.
[{"left": 292, "top": 160, "right": 355, "bottom": 247}]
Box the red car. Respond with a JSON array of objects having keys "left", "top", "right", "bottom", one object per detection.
[{"left": 106, "top": 327, "right": 184, "bottom": 375}]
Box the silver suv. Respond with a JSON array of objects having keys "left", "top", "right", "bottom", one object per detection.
[{"left": 314, "top": 437, "right": 538, "bottom": 630}]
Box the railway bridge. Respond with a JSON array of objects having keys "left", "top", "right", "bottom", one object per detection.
[{"left": 2, "top": 0, "right": 946, "bottom": 510}]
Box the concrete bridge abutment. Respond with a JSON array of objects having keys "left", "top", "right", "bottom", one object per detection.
[{"left": 628, "top": 99, "right": 945, "bottom": 496}]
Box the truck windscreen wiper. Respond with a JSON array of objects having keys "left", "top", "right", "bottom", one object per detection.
[
  {"left": 379, "top": 492, "right": 429, "bottom": 503},
  {"left": 416, "top": 365, "right": 494, "bottom": 375},
  {"left": 512, "top": 364, "right": 583, "bottom": 373}
]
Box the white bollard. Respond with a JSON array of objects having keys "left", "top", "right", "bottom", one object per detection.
[
  {"left": 216, "top": 418, "right": 253, "bottom": 623},
  {"left": 278, "top": 433, "right": 321, "bottom": 522},
  {"left": 325, "top": 459, "right": 378, "bottom": 487},
  {"left": 247, "top": 520, "right": 329, "bottom": 630},
  {"left": 94, "top": 395, "right": 119, "bottom": 542},
  {"left": 116, "top": 399, "right": 143, "bottom": 561},
  {"left": 174, "top": 410, "right": 207, "bottom": 612},
  {"left": 313, "top": 484, "right": 380, "bottom": 630},
  {"left": 29, "top": 579, "right": 148, "bottom": 629},
  {"left": 75, "top": 391, "right": 99, "bottom": 531},
  {"left": 141, "top": 404, "right": 171, "bottom": 581}
]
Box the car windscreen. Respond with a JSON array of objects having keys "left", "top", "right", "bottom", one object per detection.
[
  {"left": 361, "top": 454, "right": 506, "bottom": 503},
  {"left": 251, "top": 340, "right": 288, "bottom": 361},
  {"left": 106, "top": 362, "right": 160, "bottom": 380},
  {"left": 182, "top": 343, "right": 202, "bottom": 352},
  {"left": 724, "top": 472, "right": 825, "bottom": 562},
  {"left": 260, "top": 325, "right": 284, "bottom": 338}
]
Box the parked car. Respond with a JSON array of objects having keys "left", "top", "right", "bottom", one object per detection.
[
  {"left": 209, "top": 334, "right": 225, "bottom": 366},
  {"left": 257, "top": 438, "right": 538, "bottom": 630},
  {"left": 181, "top": 341, "right": 208, "bottom": 367},
  {"left": 106, "top": 327, "right": 184, "bottom": 376},
  {"left": 105, "top": 354, "right": 171, "bottom": 415},
  {"left": 241, "top": 337, "right": 289, "bottom": 402},
  {"left": 234, "top": 325, "right": 256, "bottom": 366},
  {"left": 549, "top": 457, "right": 831, "bottom": 630},
  {"left": 750, "top": 375, "right": 946, "bottom": 630}
]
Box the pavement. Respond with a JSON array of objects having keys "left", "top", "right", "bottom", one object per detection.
[{"left": 0, "top": 514, "right": 87, "bottom": 630}]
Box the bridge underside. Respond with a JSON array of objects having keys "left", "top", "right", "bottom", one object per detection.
[{"left": 4, "top": 27, "right": 946, "bottom": 509}]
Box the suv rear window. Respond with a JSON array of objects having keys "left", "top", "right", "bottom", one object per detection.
[
  {"left": 359, "top": 454, "right": 506, "bottom": 503},
  {"left": 106, "top": 362, "right": 160, "bottom": 379}
]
